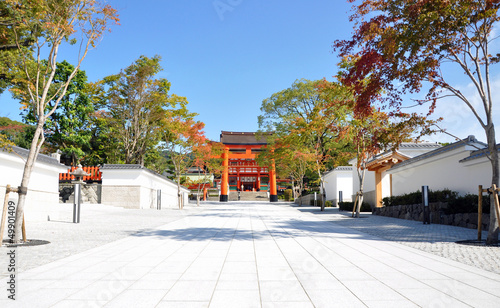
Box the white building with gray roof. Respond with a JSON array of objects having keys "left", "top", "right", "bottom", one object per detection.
[
  {"left": 388, "top": 135, "right": 495, "bottom": 197},
  {"left": 0, "top": 146, "right": 67, "bottom": 216}
]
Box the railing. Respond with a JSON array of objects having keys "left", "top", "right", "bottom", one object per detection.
[{"left": 59, "top": 166, "right": 102, "bottom": 182}]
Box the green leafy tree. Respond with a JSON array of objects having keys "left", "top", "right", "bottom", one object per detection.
[
  {"left": 6, "top": 0, "right": 118, "bottom": 243},
  {"left": 259, "top": 79, "right": 354, "bottom": 211},
  {"left": 257, "top": 140, "right": 314, "bottom": 201},
  {"left": 21, "top": 60, "right": 93, "bottom": 165},
  {"left": 335, "top": 0, "right": 499, "bottom": 243}
]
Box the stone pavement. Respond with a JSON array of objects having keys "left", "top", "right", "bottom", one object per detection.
[
  {"left": 293, "top": 206, "right": 500, "bottom": 275},
  {"left": 0, "top": 201, "right": 499, "bottom": 307}
]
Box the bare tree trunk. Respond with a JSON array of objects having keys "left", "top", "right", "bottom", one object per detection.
[
  {"left": 356, "top": 191, "right": 364, "bottom": 218},
  {"left": 14, "top": 122, "right": 44, "bottom": 243},
  {"left": 176, "top": 175, "right": 182, "bottom": 210},
  {"left": 317, "top": 165, "right": 326, "bottom": 211},
  {"left": 486, "top": 124, "right": 499, "bottom": 245},
  {"left": 356, "top": 163, "right": 367, "bottom": 218}
]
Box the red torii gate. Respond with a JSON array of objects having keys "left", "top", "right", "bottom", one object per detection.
[{"left": 217, "top": 132, "right": 277, "bottom": 202}]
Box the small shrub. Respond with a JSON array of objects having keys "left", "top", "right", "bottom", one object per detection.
[
  {"left": 284, "top": 189, "right": 293, "bottom": 201},
  {"left": 325, "top": 200, "right": 333, "bottom": 207}
]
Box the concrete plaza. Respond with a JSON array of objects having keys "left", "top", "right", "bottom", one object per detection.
[{"left": 1, "top": 201, "right": 500, "bottom": 307}]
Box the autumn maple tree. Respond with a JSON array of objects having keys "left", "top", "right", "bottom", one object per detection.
[
  {"left": 5, "top": 0, "right": 119, "bottom": 243},
  {"left": 335, "top": 0, "right": 499, "bottom": 243},
  {"left": 161, "top": 116, "right": 208, "bottom": 209},
  {"left": 318, "top": 77, "right": 437, "bottom": 217},
  {"left": 191, "top": 141, "right": 223, "bottom": 206}
]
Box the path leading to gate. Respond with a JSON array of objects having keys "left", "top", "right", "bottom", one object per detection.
[{"left": 1, "top": 201, "right": 500, "bottom": 307}]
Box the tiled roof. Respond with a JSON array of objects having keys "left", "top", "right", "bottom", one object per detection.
[
  {"left": 323, "top": 166, "right": 353, "bottom": 177},
  {"left": 390, "top": 135, "right": 486, "bottom": 170},
  {"left": 1, "top": 145, "right": 63, "bottom": 167},
  {"left": 220, "top": 131, "right": 270, "bottom": 145},
  {"left": 101, "top": 164, "right": 144, "bottom": 170},
  {"left": 365, "top": 142, "right": 441, "bottom": 165},
  {"left": 459, "top": 144, "right": 500, "bottom": 163},
  {"left": 334, "top": 166, "right": 353, "bottom": 171}
]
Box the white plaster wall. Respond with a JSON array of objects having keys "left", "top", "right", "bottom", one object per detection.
[
  {"left": 460, "top": 157, "right": 496, "bottom": 190},
  {"left": 382, "top": 171, "right": 392, "bottom": 199},
  {"left": 101, "top": 167, "right": 189, "bottom": 209},
  {"left": 336, "top": 172, "right": 353, "bottom": 203},
  {"left": 323, "top": 169, "right": 353, "bottom": 203},
  {"left": 389, "top": 147, "right": 486, "bottom": 196},
  {"left": 0, "top": 150, "right": 66, "bottom": 209},
  {"left": 322, "top": 171, "right": 337, "bottom": 201}
]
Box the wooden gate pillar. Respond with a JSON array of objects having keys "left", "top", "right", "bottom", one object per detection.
[
  {"left": 269, "top": 159, "right": 278, "bottom": 202},
  {"left": 220, "top": 147, "right": 229, "bottom": 202}
]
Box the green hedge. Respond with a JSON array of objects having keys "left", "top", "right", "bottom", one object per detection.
[
  {"left": 338, "top": 201, "right": 372, "bottom": 212},
  {"left": 284, "top": 189, "right": 293, "bottom": 201},
  {"left": 446, "top": 193, "right": 490, "bottom": 214},
  {"left": 382, "top": 189, "right": 457, "bottom": 207},
  {"left": 382, "top": 189, "right": 491, "bottom": 214}
]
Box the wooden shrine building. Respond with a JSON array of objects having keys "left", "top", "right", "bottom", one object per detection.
[{"left": 218, "top": 131, "right": 278, "bottom": 202}]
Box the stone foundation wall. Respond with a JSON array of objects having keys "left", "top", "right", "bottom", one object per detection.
[
  {"left": 101, "top": 185, "right": 141, "bottom": 208},
  {"left": 59, "top": 183, "right": 101, "bottom": 204},
  {"left": 373, "top": 202, "right": 490, "bottom": 231}
]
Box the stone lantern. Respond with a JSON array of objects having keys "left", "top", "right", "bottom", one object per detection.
[{"left": 69, "top": 165, "right": 89, "bottom": 223}]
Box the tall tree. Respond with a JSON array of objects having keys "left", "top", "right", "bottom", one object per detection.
[
  {"left": 335, "top": 0, "right": 499, "bottom": 243},
  {"left": 95, "top": 55, "right": 189, "bottom": 167},
  {"left": 259, "top": 79, "right": 354, "bottom": 210},
  {"left": 7, "top": 0, "right": 118, "bottom": 243}
]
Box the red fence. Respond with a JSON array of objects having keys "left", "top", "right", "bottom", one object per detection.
[{"left": 59, "top": 166, "right": 102, "bottom": 182}]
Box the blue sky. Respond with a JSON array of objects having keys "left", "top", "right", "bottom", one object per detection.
[{"left": 0, "top": 0, "right": 495, "bottom": 143}]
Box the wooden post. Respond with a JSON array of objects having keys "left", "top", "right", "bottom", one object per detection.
[
  {"left": 0, "top": 185, "right": 11, "bottom": 244},
  {"left": 22, "top": 214, "right": 26, "bottom": 242},
  {"left": 492, "top": 184, "right": 500, "bottom": 229},
  {"left": 478, "top": 185, "right": 483, "bottom": 241}
]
